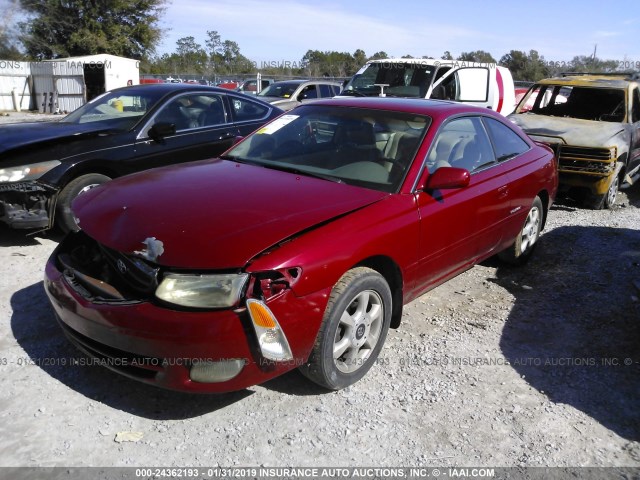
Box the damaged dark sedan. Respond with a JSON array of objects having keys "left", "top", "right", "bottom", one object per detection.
[{"left": 0, "top": 83, "right": 282, "bottom": 231}]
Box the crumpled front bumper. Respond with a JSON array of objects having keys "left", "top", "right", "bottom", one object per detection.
[
  {"left": 43, "top": 233, "right": 329, "bottom": 393},
  {"left": 0, "top": 181, "right": 54, "bottom": 229}
]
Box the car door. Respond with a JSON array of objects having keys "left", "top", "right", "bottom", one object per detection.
[
  {"left": 481, "top": 116, "right": 539, "bottom": 243},
  {"left": 428, "top": 67, "right": 491, "bottom": 108},
  {"left": 133, "top": 92, "right": 238, "bottom": 171},
  {"left": 412, "top": 116, "right": 510, "bottom": 292}
]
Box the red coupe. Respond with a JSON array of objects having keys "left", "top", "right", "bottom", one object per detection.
[{"left": 44, "top": 98, "right": 558, "bottom": 393}]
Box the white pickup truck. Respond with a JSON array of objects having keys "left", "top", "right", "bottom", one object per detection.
[{"left": 341, "top": 58, "right": 516, "bottom": 115}]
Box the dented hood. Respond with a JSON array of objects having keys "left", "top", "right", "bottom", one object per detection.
[
  {"left": 0, "top": 121, "right": 117, "bottom": 156},
  {"left": 510, "top": 114, "right": 628, "bottom": 147},
  {"left": 73, "top": 159, "right": 387, "bottom": 269}
]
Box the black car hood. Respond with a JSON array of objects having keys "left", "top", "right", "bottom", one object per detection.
[{"left": 0, "top": 121, "right": 118, "bottom": 157}]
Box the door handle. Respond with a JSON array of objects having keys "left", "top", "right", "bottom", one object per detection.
[
  {"left": 218, "top": 132, "right": 235, "bottom": 140},
  {"left": 497, "top": 185, "right": 508, "bottom": 198}
]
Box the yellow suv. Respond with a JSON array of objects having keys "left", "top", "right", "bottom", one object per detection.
[{"left": 510, "top": 72, "right": 640, "bottom": 209}]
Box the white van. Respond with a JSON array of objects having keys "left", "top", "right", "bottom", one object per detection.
[{"left": 342, "top": 58, "right": 516, "bottom": 115}]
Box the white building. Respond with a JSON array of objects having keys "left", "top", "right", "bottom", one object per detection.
[{"left": 0, "top": 54, "right": 139, "bottom": 112}]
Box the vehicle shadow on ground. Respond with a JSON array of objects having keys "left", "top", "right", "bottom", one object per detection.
[
  {"left": 0, "top": 225, "right": 64, "bottom": 247},
  {"left": 10, "top": 282, "right": 253, "bottom": 419},
  {"left": 261, "top": 369, "right": 330, "bottom": 396},
  {"left": 494, "top": 225, "right": 640, "bottom": 441}
]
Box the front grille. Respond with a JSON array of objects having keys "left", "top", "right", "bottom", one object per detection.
[
  {"left": 557, "top": 145, "right": 616, "bottom": 176},
  {"left": 0, "top": 181, "right": 48, "bottom": 193},
  {"left": 58, "top": 319, "right": 164, "bottom": 380},
  {"left": 56, "top": 231, "right": 158, "bottom": 303},
  {"left": 99, "top": 245, "right": 159, "bottom": 295}
]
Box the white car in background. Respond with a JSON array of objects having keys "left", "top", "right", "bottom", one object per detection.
[{"left": 257, "top": 79, "right": 343, "bottom": 111}]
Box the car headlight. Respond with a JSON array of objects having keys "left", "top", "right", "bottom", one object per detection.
[
  {"left": 155, "top": 273, "right": 249, "bottom": 308},
  {"left": 0, "top": 160, "right": 61, "bottom": 183}
]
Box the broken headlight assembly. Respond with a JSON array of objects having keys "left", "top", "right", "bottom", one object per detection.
[
  {"left": 0, "top": 160, "right": 61, "bottom": 183},
  {"left": 243, "top": 269, "right": 301, "bottom": 362},
  {"left": 155, "top": 273, "right": 249, "bottom": 308}
]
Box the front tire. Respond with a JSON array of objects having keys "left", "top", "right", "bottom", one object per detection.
[
  {"left": 588, "top": 173, "right": 620, "bottom": 210},
  {"left": 499, "top": 196, "right": 543, "bottom": 265},
  {"left": 56, "top": 173, "right": 111, "bottom": 233},
  {"left": 299, "top": 267, "right": 392, "bottom": 390}
]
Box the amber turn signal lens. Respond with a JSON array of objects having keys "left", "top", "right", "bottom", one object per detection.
[{"left": 247, "top": 300, "right": 277, "bottom": 328}]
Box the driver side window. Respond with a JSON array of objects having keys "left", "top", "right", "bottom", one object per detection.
[
  {"left": 299, "top": 85, "right": 318, "bottom": 100},
  {"left": 154, "top": 95, "right": 196, "bottom": 131},
  {"left": 427, "top": 117, "right": 495, "bottom": 173}
]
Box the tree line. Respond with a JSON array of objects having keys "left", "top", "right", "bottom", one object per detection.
[{"left": 0, "top": 0, "right": 627, "bottom": 82}]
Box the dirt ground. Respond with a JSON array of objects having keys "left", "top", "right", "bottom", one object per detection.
[{"left": 0, "top": 112, "right": 639, "bottom": 472}]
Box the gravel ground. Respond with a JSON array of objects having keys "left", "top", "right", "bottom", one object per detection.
[
  {"left": 0, "top": 111, "right": 62, "bottom": 123},
  {"left": 0, "top": 113, "right": 639, "bottom": 471}
]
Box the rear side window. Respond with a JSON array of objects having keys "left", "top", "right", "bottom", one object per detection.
[
  {"left": 483, "top": 117, "right": 530, "bottom": 161},
  {"left": 319, "top": 84, "right": 336, "bottom": 98},
  {"left": 230, "top": 96, "right": 269, "bottom": 122}
]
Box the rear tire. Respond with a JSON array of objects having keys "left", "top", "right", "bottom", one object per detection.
[
  {"left": 299, "top": 267, "right": 392, "bottom": 390},
  {"left": 56, "top": 173, "right": 110, "bottom": 233},
  {"left": 499, "top": 196, "right": 543, "bottom": 265}
]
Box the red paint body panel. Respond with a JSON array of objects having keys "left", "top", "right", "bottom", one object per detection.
[
  {"left": 248, "top": 194, "right": 421, "bottom": 299},
  {"left": 45, "top": 98, "right": 558, "bottom": 393}
]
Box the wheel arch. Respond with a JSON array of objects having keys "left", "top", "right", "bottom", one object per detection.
[
  {"left": 354, "top": 255, "right": 404, "bottom": 329},
  {"left": 56, "top": 161, "right": 120, "bottom": 188},
  {"left": 50, "top": 161, "right": 119, "bottom": 208}
]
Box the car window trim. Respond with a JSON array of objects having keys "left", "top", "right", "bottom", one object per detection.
[{"left": 226, "top": 93, "right": 274, "bottom": 124}]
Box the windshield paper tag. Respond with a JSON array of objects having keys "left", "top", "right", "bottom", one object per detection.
[{"left": 256, "top": 114, "right": 299, "bottom": 135}]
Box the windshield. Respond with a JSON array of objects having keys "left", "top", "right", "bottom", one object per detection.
[
  {"left": 516, "top": 85, "right": 626, "bottom": 122},
  {"left": 342, "top": 62, "right": 437, "bottom": 98},
  {"left": 258, "top": 82, "right": 301, "bottom": 98},
  {"left": 223, "top": 105, "right": 430, "bottom": 193},
  {"left": 62, "top": 88, "right": 165, "bottom": 130}
]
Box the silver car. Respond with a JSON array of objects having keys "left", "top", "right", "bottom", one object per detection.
[{"left": 257, "top": 79, "right": 342, "bottom": 111}]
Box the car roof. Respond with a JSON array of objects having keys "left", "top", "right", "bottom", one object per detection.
[
  {"left": 108, "top": 83, "right": 280, "bottom": 109},
  {"left": 302, "top": 97, "right": 504, "bottom": 120},
  {"left": 111, "top": 83, "right": 237, "bottom": 95},
  {"left": 537, "top": 74, "right": 639, "bottom": 89},
  {"left": 270, "top": 79, "right": 342, "bottom": 86},
  {"left": 366, "top": 58, "right": 442, "bottom": 66}
]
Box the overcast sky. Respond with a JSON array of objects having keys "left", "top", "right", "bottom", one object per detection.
[{"left": 156, "top": 0, "right": 640, "bottom": 64}]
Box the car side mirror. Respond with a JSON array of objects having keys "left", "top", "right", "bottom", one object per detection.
[
  {"left": 423, "top": 167, "right": 470, "bottom": 190},
  {"left": 148, "top": 122, "right": 176, "bottom": 142}
]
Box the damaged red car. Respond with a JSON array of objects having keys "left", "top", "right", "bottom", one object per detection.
[{"left": 44, "top": 98, "right": 558, "bottom": 393}]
